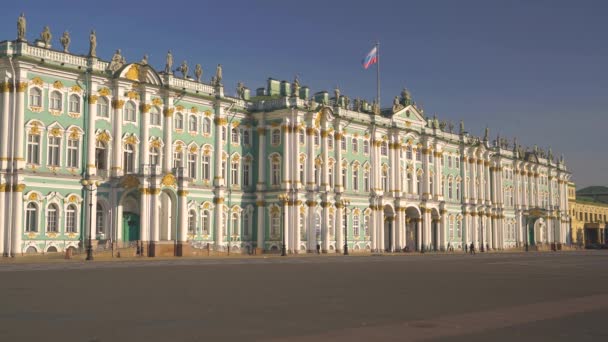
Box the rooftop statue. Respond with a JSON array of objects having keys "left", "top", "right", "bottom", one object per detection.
[
  {"left": 17, "top": 13, "right": 26, "bottom": 41},
  {"left": 60, "top": 31, "right": 70, "bottom": 53},
  {"left": 484, "top": 126, "right": 489, "bottom": 141},
  {"left": 88, "top": 30, "right": 97, "bottom": 57},
  {"left": 309, "top": 97, "right": 318, "bottom": 111},
  {"left": 354, "top": 98, "right": 361, "bottom": 112},
  {"left": 344, "top": 96, "right": 350, "bottom": 109},
  {"left": 194, "top": 64, "right": 202, "bottom": 82},
  {"left": 548, "top": 147, "right": 553, "bottom": 161},
  {"left": 292, "top": 74, "right": 300, "bottom": 96},
  {"left": 401, "top": 88, "right": 412, "bottom": 106},
  {"left": 108, "top": 49, "right": 125, "bottom": 73},
  {"left": 236, "top": 82, "right": 245, "bottom": 99},
  {"left": 334, "top": 86, "right": 340, "bottom": 106},
  {"left": 215, "top": 64, "right": 223, "bottom": 85},
  {"left": 40, "top": 26, "right": 52, "bottom": 47},
  {"left": 165, "top": 50, "right": 173, "bottom": 74},
  {"left": 140, "top": 54, "right": 148, "bottom": 65},
  {"left": 178, "top": 61, "right": 189, "bottom": 79}
]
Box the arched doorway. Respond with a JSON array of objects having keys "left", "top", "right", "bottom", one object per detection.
[
  {"left": 430, "top": 209, "right": 440, "bottom": 251},
  {"left": 159, "top": 190, "right": 177, "bottom": 241},
  {"left": 383, "top": 205, "right": 395, "bottom": 252},
  {"left": 530, "top": 217, "right": 545, "bottom": 246},
  {"left": 405, "top": 207, "right": 421, "bottom": 251},
  {"left": 121, "top": 193, "right": 140, "bottom": 243}
]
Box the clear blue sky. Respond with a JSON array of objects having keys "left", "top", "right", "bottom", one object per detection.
[{"left": 2, "top": 0, "right": 606, "bottom": 188}]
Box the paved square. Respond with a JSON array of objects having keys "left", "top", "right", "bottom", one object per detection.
[{"left": 1, "top": 251, "right": 607, "bottom": 341}]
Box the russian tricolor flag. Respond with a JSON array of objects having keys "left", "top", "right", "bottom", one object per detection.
[{"left": 362, "top": 46, "right": 378, "bottom": 69}]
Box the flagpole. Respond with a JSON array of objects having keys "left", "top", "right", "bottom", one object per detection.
[{"left": 376, "top": 41, "right": 380, "bottom": 110}]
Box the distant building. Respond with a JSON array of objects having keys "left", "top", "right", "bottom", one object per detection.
[
  {"left": 568, "top": 183, "right": 607, "bottom": 246},
  {"left": 0, "top": 19, "right": 572, "bottom": 256}
]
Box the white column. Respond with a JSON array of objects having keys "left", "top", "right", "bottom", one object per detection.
[
  {"left": 440, "top": 209, "right": 447, "bottom": 250},
  {"left": 178, "top": 189, "right": 188, "bottom": 245},
  {"left": 112, "top": 99, "right": 124, "bottom": 177},
  {"left": 336, "top": 204, "right": 343, "bottom": 253},
  {"left": 307, "top": 202, "right": 315, "bottom": 252},
  {"left": 322, "top": 201, "right": 330, "bottom": 252},
  {"left": 335, "top": 132, "right": 343, "bottom": 191},
  {"left": 163, "top": 104, "right": 174, "bottom": 173},
  {"left": 395, "top": 208, "right": 402, "bottom": 251},
  {"left": 87, "top": 94, "right": 98, "bottom": 176},
  {"left": 461, "top": 154, "right": 468, "bottom": 201},
  {"left": 0, "top": 84, "right": 9, "bottom": 169},
  {"left": 282, "top": 120, "right": 290, "bottom": 190},
  {"left": 256, "top": 202, "right": 265, "bottom": 251},
  {"left": 140, "top": 103, "right": 150, "bottom": 168},
  {"left": 139, "top": 189, "right": 149, "bottom": 244},
  {"left": 11, "top": 186, "right": 24, "bottom": 256},
  {"left": 14, "top": 83, "right": 25, "bottom": 169}
]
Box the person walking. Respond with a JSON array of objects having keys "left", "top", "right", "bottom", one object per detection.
[{"left": 470, "top": 242, "right": 475, "bottom": 255}]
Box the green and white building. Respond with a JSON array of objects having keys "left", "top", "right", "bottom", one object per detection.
[{"left": 0, "top": 25, "right": 571, "bottom": 256}]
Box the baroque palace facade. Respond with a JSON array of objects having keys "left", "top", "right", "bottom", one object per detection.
[{"left": 0, "top": 21, "right": 572, "bottom": 256}]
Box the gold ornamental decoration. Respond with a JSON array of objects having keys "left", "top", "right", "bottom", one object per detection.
[
  {"left": 190, "top": 106, "right": 198, "bottom": 113},
  {"left": 31, "top": 77, "right": 44, "bottom": 86},
  {"left": 88, "top": 95, "right": 98, "bottom": 104},
  {"left": 125, "top": 135, "right": 138, "bottom": 145},
  {"left": 68, "top": 195, "right": 78, "bottom": 203},
  {"left": 49, "top": 127, "right": 62, "bottom": 137},
  {"left": 150, "top": 139, "right": 162, "bottom": 149},
  {"left": 161, "top": 173, "right": 176, "bottom": 187},
  {"left": 28, "top": 192, "right": 39, "bottom": 201},
  {"left": 98, "top": 87, "right": 111, "bottom": 96},
  {"left": 141, "top": 103, "right": 151, "bottom": 113},
  {"left": 97, "top": 131, "right": 110, "bottom": 143},
  {"left": 71, "top": 85, "right": 82, "bottom": 93},
  {"left": 125, "top": 65, "right": 140, "bottom": 81},
  {"left": 17, "top": 82, "right": 28, "bottom": 92},
  {"left": 69, "top": 127, "right": 80, "bottom": 140},
  {"left": 176, "top": 105, "right": 185, "bottom": 111},
  {"left": 121, "top": 175, "right": 140, "bottom": 189},
  {"left": 53, "top": 81, "right": 64, "bottom": 89},
  {"left": 152, "top": 98, "right": 163, "bottom": 106},
  {"left": 126, "top": 90, "right": 139, "bottom": 100}
]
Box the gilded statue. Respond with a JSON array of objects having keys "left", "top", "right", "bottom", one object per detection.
[
  {"left": 60, "top": 31, "right": 70, "bottom": 53},
  {"left": 17, "top": 13, "right": 26, "bottom": 41},
  {"left": 88, "top": 30, "right": 97, "bottom": 57}
]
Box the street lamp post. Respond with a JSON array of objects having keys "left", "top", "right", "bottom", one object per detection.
[
  {"left": 342, "top": 198, "right": 350, "bottom": 255},
  {"left": 82, "top": 179, "right": 99, "bottom": 261},
  {"left": 278, "top": 193, "right": 288, "bottom": 256}
]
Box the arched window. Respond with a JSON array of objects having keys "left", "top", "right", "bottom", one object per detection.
[
  {"left": 66, "top": 204, "right": 77, "bottom": 233},
  {"left": 201, "top": 210, "right": 210, "bottom": 235},
  {"left": 50, "top": 91, "right": 62, "bottom": 111},
  {"left": 26, "top": 202, "right": 38, "bottom": 232},
  {"left": 123, "top": 143, "right": 135, "bottom": 173},
  {"left": 150, "top": 146, "right": 160, "bottom": 166},
  {"left": 95, "top": 141, "right": 107, "bottom": 171},
  {"left": 188, "top": 210, "right": 196, "bottom": 233},
  {"left": 230, "top": 159, "right": 239, "bottom": 186},
  {"left": 174, "top": 112, "right": 184, "bottom": 130},
  {"left": 243, "top": 129, "right": 251, "bottom": 145},
  {"left": 271, "top": 158, "right": 281, "bottom": 186},
  {"left": 243, "top": 160, "right": 251, "bottom": 187},
  {"left": 406, "top": 145, "right": 413, "bottom": 160},
  {"left": 381, "top": 168, "right": 388, "bottom": 192},
  {"left": 448, "top": 216, "right": 454, "bottom": 239},
  {"left": 448, "top": 179, "right": 453, "bottom": 199},
  {"left": 299, "top": 161, "right": 305, "bottom": 185},
  {"left": 173, "top": 146, "right": 183, "bottom": 168},
  {"left": 363, "top": 140, "right": 370, "bottom": 154},
  {"left": 364, "top": 169, "right": 370, "bottom": 192},
  {"left": 231, "top": 212, "right": 239, "bottom": 236},
  {"left": 202, "top": 154, "right": 211, "bottom": 181},
  {"left": 242, "top": 211, "right": 251, "bottom": 237},
  {"left": 353, "top": 168, "right": 359, "bottom": 191},
  {"left": 231, "top": 127, "right": 239, "bottom": 144},
  {"left": 46, "top": 204, "right": 59, "bottom": 232},
  {"left": 29, "top": 87, "right": 42, "bottom": 107},
  {"left": 456, "top": 219, "right": 462, "bottom": 238},
  {"left": 448, "top": 156, "right": 453, "bottom": 168},
  {"left": 150, "top": 107, "right": 161, "bottom": 125},
  {"left": 342, "top": 166, "right": 347, "bottom": 189},
  {"left": 96, "top": 203, "right": 104, "bottom": 233},
  {"left": 47, "top": 135, "right": 61, "bottom": 167},
  {"left": 270, "top": 210, "right": 280, "bottom": 238},
  {"left": 202, "top": 118, "right": 211, "bottom": 134},
  {"left": 67, "top": 137, "right": 79, "bottom": 168},
  {"left": 27, "top": 133, "right": 40, "bottom": 165},
  {"left": 341, "top": 136, "right": 347, "bottom": 151},
  {"left": 328, "top": 165, "right": 334, "bottom": 188},
  {"left": 97, "top": 97, "right": 109, "bottom": 118},
  {"left": 381, "top": 142, "right": 388, "bottom": 156},
  {"left": 188, "top": 152, "right": 197, "bottom": 178},
  {"left": 189, "top": 115, "right": 198, "bottom": 132},
  {"left": 124, "top": 101, "right": 136, "bottom": 122},
  {"left": 415, "top": 148, "right": 421, "bottom": 161},
  {"left": 271, "top": 129, "right": 281, "bottom": 145},
  {"left": 352, "top": 138, "right": 359, "bottom": 153},
  {"left": 353, "top": 214, "right": 360, "bottom": 236},
  {"left": 69, "top": 94, "right": 80, "bottom": 113},
  {"left": 300, "top": 212, "right": 307, "bottom": 240}
]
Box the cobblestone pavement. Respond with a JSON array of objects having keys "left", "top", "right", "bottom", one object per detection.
[{"left": 0, "top": 251, "right": 606, "bottom": 341}]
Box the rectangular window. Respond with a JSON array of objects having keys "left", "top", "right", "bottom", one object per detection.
[
  {"left": 202, "top": 155, "right": 210, "bottom": 181},
  {"left": 67, "top": 139, "right": 79, "bottom": 168},
  {"left": 243, "top": 130, "right": 251, "bottom": 145},
  {"left": 243, "top": 162, "right": 250, "bottom": 187},
  {"left": 47, "top": 136, "right": 61, "bottom": 166},
  {"left": 353, "top": 169, "right": 359, "bottom": 191},
  {"left": 299, "top": 163, "right": 305, "bottom": 185},
  {"left": 363, "top": 141, "right": 370, "bottom": 154},
  {"left": 27, "top": 134, "right": 40, "bottom": 164},
  {"left": 272, "top": 162, "right": 280, "bottom": 186},
  {"left": 150, "top": 110, "right": 161, "bottom": 125},
  {"left": 381, "top": 142, "right": 387, "bottom": 156},
  {"left": 341, "top": 137, "right": 347, "bottom": 151},
  {"left": 231, "top": 162, "right": 239, "bottom": 185},
  {"left": 231, "top": 128, "right": 239, "bottom": 144},
  {"left": 352, "top": 138, "right": 359, "bottom": 153},
  {"left": 188, "top": 153, "right": 197, "bottom": 178},
  {"left": 364, "top": 171, "right": 370, "bottom": 192}
]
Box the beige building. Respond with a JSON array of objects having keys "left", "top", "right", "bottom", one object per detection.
[{"left": 568, "top": 183, "right": 607, "bottom": 246}]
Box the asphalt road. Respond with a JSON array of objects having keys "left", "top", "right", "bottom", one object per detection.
[{"left": 1, "top": 251, "right": 607, "bottom": 341}]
